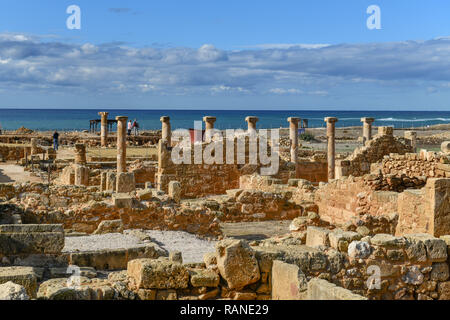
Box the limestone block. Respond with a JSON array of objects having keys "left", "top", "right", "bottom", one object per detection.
[
  {"left": 405, "top": 234, "right": 448, "bottom": 262},
  {"left": 215, "top": 239, "right": 260, "bottom": 290},
  {"left": 370, "top": 234, "right": 405, "bottom": 248},
  {"left": 0, "top": 267, "right": 38, "bottom": 298},
  {"left": 441, "top": 141, "right": 450, "bottom": 154},
  {"left": 137, "top": 189, "right": 154, "bottom": 201},
  {"left": 0, "top": 224, "right": 65, "bottom": 255},
  {"left": 127, "top": 258, "right": 189, "bottom": 289},
  {"left": 0, "top": 281, "right": 30, "bottom": 300},
  {"left": 348, "top": 241, "right": 371, "bottom": 259},
  {"left": 272, "top": 260, "right": 307, "bottom": 300},
  {"left": 116, "top": 172, "right": 136, "bottom": 193},
  {"left": 112, "top": 194, "right": 133, "bottom": 209},
  {"left": 328, "top": 229, "right": 361, "bottom": 252},
  {"left": 431, "top": 263, "right": 449, "bottom": 281},
  {"left": 306, "top": 226, "right": 330, "bottom": 247},
  {"left": 73, "top": 164, "right": 89, "bottom": 186},
  {"left": 378, "top": 126, "right": 393, "bottom": 136},
  {"left": 100, "top": 172, "right": 107, "bottom": 191},
  {"left": 93, "top": 220, "right": 123, "bottom": 235},
  {"left": 307, "top": 278, "right": 367, "bottom": 300},
  {"left": 203, "top": 252, "right": 217, "bottom": 267},
  {"left": 168, "top": 181, "right": 181, "bottom": 203},
  {"left": 106, "top": 171, "right": 116, "bottom": 192},
  {"left": 190, "top": 269, "right": 220, "bottom": 287}
]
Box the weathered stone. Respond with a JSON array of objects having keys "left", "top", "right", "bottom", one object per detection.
[
  {"left": 306, "top": 226, "right": 330, "bottom": 247},
  {"left": 431, "top": 263, "right": 449, "bottom": 281},
  {"left": 0, "top": 267, "right": 38, "bottom": 298},
  {"left": 168, "top": 181, "right": 181, "bottom": 203},
  {"left": 0, "top": 281, "right": 30, "bottom": 300},
  {"left": 347, "top": 241, "right": 371, "bottom": 259},
  {"left": 169, "top": 251, "right": 183, "bottom": 264},
  {"left": 0, "top": 224, "right": 64, "bottom": 255},
  {"left": 215, "top": 239, "right": 260, "bottom": 290},
  {"left": 289, "top": 217, "right": 308, "bottom": 232},
  {"left": 405, "top": 234, "right": 447, "bottom": 262},
  {"left": 93, "top": 220, "right": 123, "bottom": 235},
  {"left": 116, "top": 172, "right": 136, "bottom": 193},
  {"left": 137, "top": 289, "right": 157, "bottom": 300},
  {"left": 272, "top": 260, "right": 307, "bottom": 300},
  {"left": 438, "top": 281, "right": 450, "bottom": 300},
  {"left": 307, "top": 278, "right": 367, "bottom": 300},
  {"left": 156, "top": 289, "right": 177, "bottom": 300},
  {"left": 328, "top": 229, "right": 361, "bottom": 252},
  {"left": 370, "top": 234, "right": 404, "bottom": 248},
  {"left": 127, "top": 258, "right": 189, "bottom": 289},
  {"left": 203, "top": 252, "right": 217, "bottom": 267},
  {"left": 112, "top": 194, "right": 133, "bottom": 209},
  {"left": 441, "top": 141, "right": 450, "bottom": 153},
  {"left": 190, "top": 269, "right": 220, "bottom": 287},
  {"left": 402, "top": 266, "right": 424, "bottom": 285}
]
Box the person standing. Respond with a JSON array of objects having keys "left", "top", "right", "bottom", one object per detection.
[
  {"left": 53, "top": 130, "right": 59, "bottom": 151},
  {"left": 132, "top": 119, "right": 139, "bottom": 136},
  {"left": 127, "top": 120, "right": 132, "bottom": 136}
]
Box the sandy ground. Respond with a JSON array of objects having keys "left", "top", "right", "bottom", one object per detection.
[{"left": 0, "top": 163, "right": 43, "bottom": 183}]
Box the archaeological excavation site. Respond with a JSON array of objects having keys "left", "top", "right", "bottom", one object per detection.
[{"left": 1, "top": 112, "right": 450, "bottom": 302}]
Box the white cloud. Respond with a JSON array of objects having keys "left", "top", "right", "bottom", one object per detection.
[
  {"left": 269, "top": 88, "right": 302, "bottom": 94},
  {"left": 0, "top": 34, "right": 449, "bottom": 98}
]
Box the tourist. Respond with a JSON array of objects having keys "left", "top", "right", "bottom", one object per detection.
[
  {"left": 53, "top": 130, "right": 59, "bottom": 151},
  {"left": 127, "top": 120, "right": 132, "bottom": 136},
  {"left": 133, "top": 119, "right": 139, "bottom": 136}
]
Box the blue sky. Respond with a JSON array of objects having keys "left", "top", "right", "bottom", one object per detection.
[{"left": 0, "top": 0, "right": 449, "bottom": 110}]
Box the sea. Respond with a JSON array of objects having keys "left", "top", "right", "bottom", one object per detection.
[{"left": 0, "top": 109, "right": 449, "bottom": 131}]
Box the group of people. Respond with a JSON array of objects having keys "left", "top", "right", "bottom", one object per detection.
[{"left": 127, "top": 119, "right": 139, "bottom": 136}]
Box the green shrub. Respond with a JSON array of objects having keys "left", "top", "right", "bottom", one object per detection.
[{"left": 299, "top": 132, "right": 315, "bottom": 142}]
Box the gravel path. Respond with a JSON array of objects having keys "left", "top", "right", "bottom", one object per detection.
[
  {"left": 63, "top": 230, "right": 216, "bottom": 264},
  {"left": 144, "top": 230, "right": 217, "bottom": 264}
]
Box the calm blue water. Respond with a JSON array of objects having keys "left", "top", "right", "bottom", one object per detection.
[{"left": 0, "top": 109, "right": 449, "bottom": 131}]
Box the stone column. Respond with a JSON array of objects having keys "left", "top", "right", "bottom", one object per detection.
[
  {"left": 245, "top": 116, "right": 259, "bottom": 134},
  {"left": 287, "top": 117, "right": 301, "bottom": 163},
  {"left": 361, "top": 117, "right": 375, "bottom": 145},
  {"left": 98, "top": 112, "right": 109, "bottom": 147},
  {"left": 74, "top": 144, "right": 87, "bottom": 165},
  {"left": 30, "top": 138, "right": 38, "bottom": 155},
  {"left": 405, "top": 131, "right": 417, "bottom": 153},
  {"left": 203, "top": 116, "right": 217, "bottom": 142},
  {"left": 116, "top": 116, "right": 128, "bottom": 173},
  {"left": 160, "top": 116, "right": 171, "bottom": 145},
  {"left": 324, "top": 117, "right": 338, "bottom": 180}
]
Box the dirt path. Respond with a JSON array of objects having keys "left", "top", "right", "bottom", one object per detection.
[{"left": 0, "top": 163, "right": 43, "bottom": 183}]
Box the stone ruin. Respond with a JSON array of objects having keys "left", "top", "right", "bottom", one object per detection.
[{"left": 1, "top": 113, "right": 450, "bottom": 300}]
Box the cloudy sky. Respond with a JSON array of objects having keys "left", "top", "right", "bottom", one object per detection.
[{"left": 0, "top": 0, "right": 449, "bottom": 110}]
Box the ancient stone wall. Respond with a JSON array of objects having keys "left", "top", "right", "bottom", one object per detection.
[
  {"left": 336, "top": 127, "right": 413, "bottom": 178},
  {"left": 296, "top": 160, "right": 328, "bottom": 183},
  {"left": 315, "top": 175, "right": 400, "bottom": 226},
  {"left": 381, "top": 150, "right": 450, "bottom": 179},
  {"left": 156, "top": 136, "right": 288, "bottom": 199},
  {"left": 396, "top": 178, "right": 450, "bottom": 237}
]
